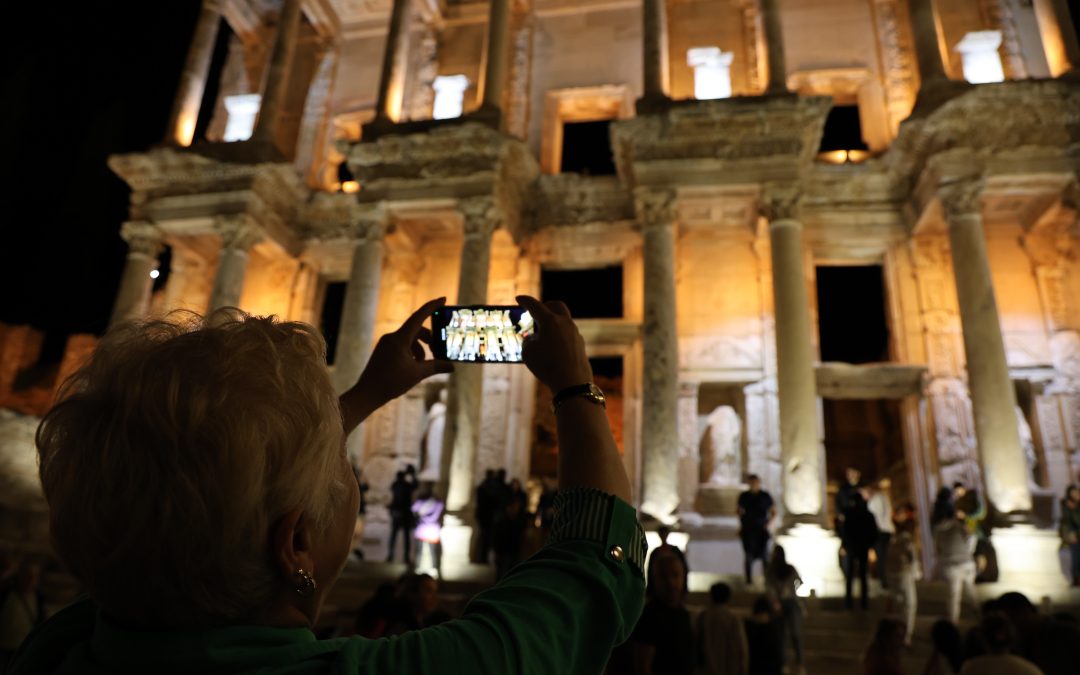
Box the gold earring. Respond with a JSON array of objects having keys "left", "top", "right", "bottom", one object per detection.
[{"left": 293, "top": 568, "right": 317, "bottom": 598}]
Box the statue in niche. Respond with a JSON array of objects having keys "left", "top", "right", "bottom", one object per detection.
[
  {"left": 702, "top": 405, "right": 742, "bottom": 486},
  {"left": 1015, "top": 406, "right": 1039, "bottom": 487},
  {"left": 419, "top": 389, "right": 448, "bottom": 482}
]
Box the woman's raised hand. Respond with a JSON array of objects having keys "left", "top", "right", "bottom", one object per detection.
[{"left": 516, "top": 295, "right": 593, "bottom": 394}]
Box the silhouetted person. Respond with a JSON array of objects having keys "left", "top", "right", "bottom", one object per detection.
[
  {"left": 737, "top": 474, "right": 776, "bottom": 584},
  {"left": 923, "top": 619, "right": 966, "bottom": 675},
  {"left": 697, "top": 582, "right": 748, "bottom": 675},
  {"left": 387, "top": 467, "right": 418, "bottom": 563},
  {"left": 765, "top": 545, "right": 803, "bottom": 670},
  {"left": 835, "top": 466, "right": 864, "bottom": 536},
  {"left": 631, "top": 550, "right": 693, "bottom": 675},
  {"left": 995, "top": 592, "right": 1080, "bottom": 675},
  {"left": 744, "top": 596, "right": 784, "bottom": 675},
  {"left": 385, "top": 573, "right": 447, "bottom": 636},
  {"left": 932, "top": 486, "right": 957, "bottom": 527},
  {"left": 646, "top": 526, "right": 688, "bottom": 595},
  {"left": 842, "top": 492, "right": 878, "bottom": 610},
  {"left": 474, "top": 469, "right": 500, "bottom": 563},
  {"left": 1059, "top": 484, "right": 1079, "bottom": 587},
  {"left": 960, "top": 612, "right": 1043, "bottom": 675},
  {"left": 863, "top": 618, "right": 906, "bottom": 675},
  {"left": 493, "top": 495, "right": 528, "bottom": 581}
]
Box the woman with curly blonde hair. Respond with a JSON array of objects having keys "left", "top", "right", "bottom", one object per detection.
[{"left": 11, "top": 296, "right": 645, "bottom": 675}]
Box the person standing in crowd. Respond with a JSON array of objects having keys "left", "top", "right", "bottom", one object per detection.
[
  {"left": 646, "top": 526, "right": 689, "bottom": 594},
  {"left": 867, "top": 478, "right": 895, "bottom": 589},
  {"left": 923, "top": 620, "right": 966, "bottom": 675},
  {"left": 0, "top": 562, "right": 43, "bottom": 670},
  {"left": 411, "top": 483, "right": 444, "bottom": 576},
  {"left": 842, "top": 492, "right": 879, "bottom": 611},
  {"left": 835, "top": 466, "right": 864, "bottom": 536},
  {"left": 862, "top": 618, "right": 906, "bottom": 675},
  {"left": 507, "top": 478, "right": 528, "bottom": 515},
  {"left": 492, "top": 489, "right": 529, "bottom": 581},
  {"left": 384, "top": 573, "right": 449, "bottom": 636},
  {"left": 630, "top": 549, "right": 693, "bottom": 675},
  {"left": 959, "top": 612, "right": 1044, "bottom": 675},
  {"left": 765, "top": 545, "right": 804, "bottom": 673},
  {"left": 737, "top": 474, "right": 776, "bottom": 585},
  {"left": 1059, "top": 484, "right": 1080, "bottom": 587},
  {"left": 885, "top": 503, "right": 921, "bottom": 646},
  {"left": 931, "top": 486, "right": 956, "bottom": 527},
  {"left": 696, "top": 582, "right": 748, "bottom": 675},
  {"left": 744, "top": 595, "right": 784, "bottom": 675},
  {"left": 386, "top": 466, "right": 418, "bottom": 564},
  {"left": 934, "top": 509, "right": 977, "bottom": 622},
  {"left": 994, "top": 591, "right": 1080, "bottom": 675},
  {"left": 954, "top": 482, "right": 995, "bottom": 583},
  {"left": 474, "top": 469, "right": 500, "bottom": 564}
]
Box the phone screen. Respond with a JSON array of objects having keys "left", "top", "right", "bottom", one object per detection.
[{"left": 430, "top": 305, "right": 534, "bottom": 363}]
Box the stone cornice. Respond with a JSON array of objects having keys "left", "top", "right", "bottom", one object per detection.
[{"left": 526, "top": 175, "right": 635, "bottom": 231}]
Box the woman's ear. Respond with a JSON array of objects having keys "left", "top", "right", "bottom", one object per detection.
[{"left": 271, "top": 508, "right": 316, "bottom": 579}]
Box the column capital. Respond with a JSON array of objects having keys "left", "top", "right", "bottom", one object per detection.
[
  {"left": 354, "top": 205, "right": 390, "bottom": 243},
  {"left": 215, "top": 215, "right": 265, "bottom": 251},
  {"left": 458, "top": 196, "right": 499, "bottom": 240},
  {"left": 119, "top": 221, "right": 164, "bottom": 259},
  {"left": 633, "top": 187, "right": 677, "bottom": 229},
  {"left": 760, "top": 184, "right": 803, "bottom": 222},
  {"left": 938, "top": 179, "right": 984, "bottom": 222}
]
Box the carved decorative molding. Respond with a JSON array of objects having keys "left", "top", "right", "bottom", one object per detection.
[
  {"left": 216, "top": 214, "right": 264, "bottom": 250},
  {"left": 869, "top": 0, "right": 917, "bottom": 133},
  {"left": 459, "top": 196, "right": 499, "bottom": 239},
  {"left": 978, "top": 0, "right": 1028, "bottom": 80},
  {"left": 120, "top": 221, "right": 165, "bottom": 258},
  {"left": 938, "top": 179, "right": 984, "bottom": 221},
  {"left": 503, "top": 0, "right": 535, "bottom": 140},
  {"left": 633, "top": 187, "right": 677, "bottom": 229},
  {"left": 759, "top": 184, "right": 802, "bottom": 222}
]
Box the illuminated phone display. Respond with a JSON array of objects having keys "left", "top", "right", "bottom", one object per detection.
[{"left": 430, "top": 305, "right": 533, "bottom": 363}]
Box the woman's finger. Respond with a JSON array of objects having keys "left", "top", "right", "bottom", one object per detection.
[
  {"left": 398, "top": 297, "right": 446, "bottom": 339},
  {"left": 544, "top": 300, "right": 572, "bottom": 318}
]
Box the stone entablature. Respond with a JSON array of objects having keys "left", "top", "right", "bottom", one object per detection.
[{"left": 526, "top": 175, "right": 634, "bottom": 230}]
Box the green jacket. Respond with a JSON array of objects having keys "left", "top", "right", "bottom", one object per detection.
[{"left": 11, "top": 489, "right": 646, "bottom": 675}]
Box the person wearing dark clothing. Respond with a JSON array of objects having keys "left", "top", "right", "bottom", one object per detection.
[
  {"left": 744, "top": 595, "right": 785, "bottom": 675},
  {"left": 835, "top": 467, "right": 864, "bottom": 536},
  {"left": 996, "top": 591, "right": 1080, "bottom": 675},
  {"left": 630, "top": 550, "right": 693, "bottom": 675},
  {"left": 737, "top": 474, "right": 776, "bottom": 584},
  {"left": 474, "top": 470, "right": 501, "bottom": 564},
  {"left": 646, "top": 527, "right": 689, "bottom": 600},
  {"left": 932, "top": 486, "right": 957, "bottom": 527},
  {"left": 842, "top": 492, "right": 879, "bottom": 610},
  {"left": 923, "top": 619, "right": 966, "bottom": 675},
  {"left": 492, "top": 495, "right": 529, "bottom": 580},
  {"left": 387, "top": 467, "right": 418, "bottom": 563},
  {"left": 1059, "top": 485, "right": 1080, "bottom": 587}
]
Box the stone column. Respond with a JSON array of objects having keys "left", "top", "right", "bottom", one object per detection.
[
  {"left": 635, "top": 188, "right": 680, "bottom": 519},
  {"left": 940, "top": 180, "right": 1032, "bottom": 517},
  {"left": 165, "top": 0, "right": 222, "bottom": 146},
  {"left": 109, "top": 222, "right": 163, "bottom": 329},
  {"left": 209, "top": 216, "right": 263, "bottom": 312},
  {"left": 440, "top": 197, "right": 497, "bottom": 513},
  {"left": 251, "top": 0, "right": 303, "bottom": 146},
  {"left": 763, "top": 187, "right": 825, "bottom": 521},
  {"left": 480, "top": 0, "right": 512, "bottom": 112},
  {"left": 1033, "top": 0, "right": 1080, "bottom": 76},
  {"left": 908, "top": 0, "right": 949, "bottom": 84},
  {"left": 333, "top": 215, "right": 387, "bottom": 393},
  {"left": 641, "top": 0, "right": 670, "bottom": 102},
  {"left": 760, "top": 0, "right": 789, "bottom": 93},
  {"left": 374, "top": 0, "right": 412, "bottom": 122}
]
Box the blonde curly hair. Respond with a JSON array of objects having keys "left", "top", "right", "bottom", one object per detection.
[{"left": 36, "top": 310, "right": 347, "bottom": 625}]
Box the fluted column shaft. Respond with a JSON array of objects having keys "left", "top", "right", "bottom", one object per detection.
[
  {"left": 441, "top": 198, "right": 496, "bottom": 513},
  {"left": 109, "top": 222, "right": 163, "bottom": 328},
  {"left": 166, "top": 0, "right": 222, "bottom": 146},
  {"left": 481, "top": 0, "right": 512, "bottom": 111},
  {"left": 765, "top": 189, "right": 825, "bottom": 521},
  {"left": 333, "top": 219, "right": 387, "bottom": 392},
  {"left": 209, "top": 217, "right": 263, "bottom": 311},
  {"left": 252, "top": 0, "right": 303, "bottom": 146},
  {"left": 636, "top": 188, "right": 680, "bottom": 519},
  {"left": 941, "top": 181, "right": 1032, "bottom": 517},
  {"left": 374, "top": 0, "right": 412, "bottom": 121},
  {"left": 641, "top": 0, "right": 669, "bottom": 100},
  {"left": 909, "top": 0, "right": 948, "bottom": 84},
  {"left": 761, "top": 0, "right": 789, "bottom": 93}
]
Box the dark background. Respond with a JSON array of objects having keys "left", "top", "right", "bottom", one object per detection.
[{"left": 2, "top": 2, "right": 1078, "bottom": 365}]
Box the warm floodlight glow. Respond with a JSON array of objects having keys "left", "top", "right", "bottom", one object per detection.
[
  {"left": 341, "top": 180, "right": 361, "bottom": 194},
  {"left": 175, "top": 115, "right": 196, "bottom": 147},
  {"left": 223, "top": 94, "right": 262, "bottom": 142},
  {"left": 817, "top": 149, "right": 869, "bottom": 165},
  {"left": 432, "top": 75, "right": 469, "bottom": 120},
  {"left": 149, "top": 269, "right": 160, "bottom": 280},
  {"left": 955, "top": 31, "right": 1005, "bottom": 84},
  {"left": 687, "top": 47, "right": 734, "bottom": 100}
]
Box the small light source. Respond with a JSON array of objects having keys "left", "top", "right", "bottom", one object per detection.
[
  {"left": 150, "top": 269, "right": 160, "bottom": 280},
  {"left": 223, "top": 94, "right": 262, "bottom": 142},
  {"left": 432, "top": 75, "right": 469, "bottom": 120},
  {"left": 341, "top": 180, "right": 361, "bottom": 194},
  {"left": 955, "top": 31, "right": 1005, "bottom": 84},
  {"left": 687, "top": 47, "right": 734, "bottom": 100}
]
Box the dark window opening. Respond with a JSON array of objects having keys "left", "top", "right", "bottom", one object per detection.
[
  {"left": 193, "top": 17, "right": 233, "bottom": 143},
  {"left": 320, "top": 281, "right": 347, "bottom": 365},
  {"left": 818, "top": 104, "right": 868, "bottom": 153},
  {"left": 816, "top": 265, "right": 889, "bottom": 364},
  {"left": 560, "top": 120, "right": 616, "bottom": 176},
  {"left": 589, "top": 356, "right": 623, "bottom": 379},
  {"left": 540, "top": 266, "right": 623, "bottom": 318}
]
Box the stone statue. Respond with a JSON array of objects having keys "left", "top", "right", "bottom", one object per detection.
[
  {"left": 419, "top": 389, "right": 448, "bottom": 482},
  {"left": 703, "top": 406, "right": 741, "bottom": 486}
]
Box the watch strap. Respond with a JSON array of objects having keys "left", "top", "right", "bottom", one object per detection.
[{"left": 551, "top": 383, "right": 604, "bottom": 413}]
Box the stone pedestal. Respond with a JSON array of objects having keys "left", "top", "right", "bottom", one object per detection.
[
  {"left": 108, "top": 222, "right": 163, "bottom": 328},
  {"left": 761, "top": 0, "right": 788, "bottom": 93},
  {"left": 764, "top": 189, "right": 825, "bottom": 521},
  {"left": 441, "top": 198, "right": 496, "bottom": 513},
  {"left": 636, "top": 189, "right": 680, "bottom": 519},
  {"left": 481, "top": 0, "right": 511, "bottom": 113},
  {"left": 776, "top": 523, "right": 844, "bottom": 598},
  {"left": 252, "top": 0, "right": 302, "bottom": 148},
  {"left": 941, "top": 182, "right": 1032, "bottom": 516},
  {"left": 209, "top": 217, "right": 262, "bottom": 312},
  {"left": 374, "top": 0, "right": 411, "bottom": 121},
  {"left": 333, "top": 221, "right": 387, "bottom": 393},
  {"left": 990, "top": 525, "right": 1070, "bottom": 597},
  {"left": 165, "top": 0, "right": 222, "bottom": 146}
]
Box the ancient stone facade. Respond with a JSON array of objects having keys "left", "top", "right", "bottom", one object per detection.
[{"left": 5, "top": 0, "right": 1080, "bottom": 582}]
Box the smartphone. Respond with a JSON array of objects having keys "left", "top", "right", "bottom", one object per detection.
[{"left": 430, "top": 305, "right": 534, "bottom": 363}]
